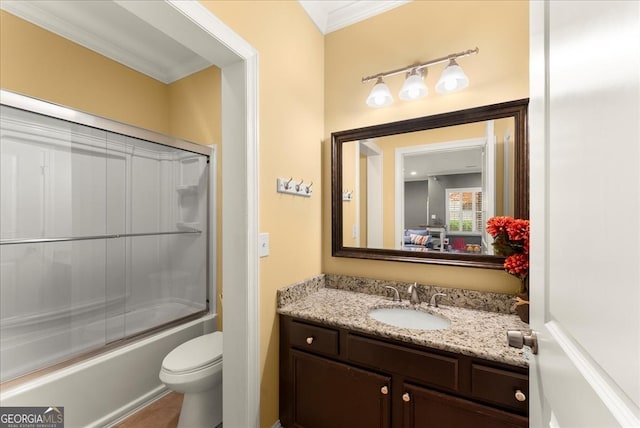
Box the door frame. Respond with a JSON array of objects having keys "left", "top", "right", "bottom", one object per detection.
[
  {"left": 394, "top": 138, "right": 485, "bottom": 249},
  {"left": 358, "top": 140, "right": 383, "bottom": 248},
  {"left": 167, "top": 2, "right": 260, "bottom": 426}
]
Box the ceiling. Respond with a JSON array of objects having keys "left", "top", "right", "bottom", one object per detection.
[
  {"left": 1, "top": 0, "right": 409, "bottom": 84},
  {"left": 403, "top": 148, "right": 483, "bottom": 181}
]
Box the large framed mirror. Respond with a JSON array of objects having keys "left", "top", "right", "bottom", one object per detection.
[{"left": 331, "top": 99, "right": 528, "bottom": 269}]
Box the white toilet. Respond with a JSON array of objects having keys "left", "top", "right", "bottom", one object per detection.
[{"left": 159, "top": 331, "right": 223, "bottom": 428}]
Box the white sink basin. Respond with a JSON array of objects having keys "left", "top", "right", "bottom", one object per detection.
[{"left": 369, "top": 307, "right": 451, "bottom": 330}]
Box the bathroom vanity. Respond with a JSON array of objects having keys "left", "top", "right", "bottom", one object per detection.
[{"left": 278, "top": 277, "right": 529, "bottom": 428}]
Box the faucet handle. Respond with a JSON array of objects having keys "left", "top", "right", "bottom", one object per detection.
[
  {"left": 408, "top": 282, "right": 421, "bottom": 305},
  {"left": 384, "top": 286, "right": 401, "bottom": 302},
  {"left": 429, "top": 292, "right": 447, "bottom": 308}
]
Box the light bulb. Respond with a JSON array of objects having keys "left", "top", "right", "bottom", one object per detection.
[
  {"left": 366, "top": 77, "right": 393, "bottom": 108},
  {"left": 445, "top": 79, "right": 457, "bottom": 91},
  {"left": 436, "top": 59, "right": 469, "bottom": 94},
  {"left": 399, "top": 69, "right": 428, "bottom": 101}
]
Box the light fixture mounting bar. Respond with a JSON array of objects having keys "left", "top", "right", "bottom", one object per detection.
[{"left": 361, "top": 47, "right": 479, "bottom": 84}]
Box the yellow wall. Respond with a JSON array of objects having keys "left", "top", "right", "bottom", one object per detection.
[
  {"left": 168, "top": 66, "right": 221, "bottom": 147},
  {"left": 199, "top": 2, "right": 324, "bottom": 427},
  {"left": 0, "top": 10, "right": 168, "bottom": 133},
  {"left": 323, "top": 1, "right": 528, "bottom": 294}
]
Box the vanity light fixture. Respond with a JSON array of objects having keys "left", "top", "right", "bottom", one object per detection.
[
  {"left": 362, "top": 47, "right": 479, "bottom": 108},
  {"left": 366, "top": 77, "right": 394, "bottom": 108}
]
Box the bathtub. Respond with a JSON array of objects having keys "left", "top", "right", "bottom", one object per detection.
[
  {"left": 0, "top": 312, "right": 217, "bottom": 427},
  {"left": 1, "top": 299, "right": 207, "bottom": 381}
]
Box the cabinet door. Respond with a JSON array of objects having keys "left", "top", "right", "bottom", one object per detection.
[
  {"left": 402, "top": 383, "right": 527, "bottom": 428},
  {"left": 292, "top": 351, "right": 391, "bottom": 428}
]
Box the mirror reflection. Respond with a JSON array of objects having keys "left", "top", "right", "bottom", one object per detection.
[
  {"left": 342, "top": 117, "right": 514, "bottom": 255},
  {"left": 332, "top": 99, "right": 529, "bottom": 269}
]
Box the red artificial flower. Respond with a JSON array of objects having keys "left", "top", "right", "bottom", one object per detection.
[
  {"left": 504, "top": 253, "right": 529, "bottom": 276},
  {"left": 507, "top": 218, "right": 530, "bottom": 254},
  {"left": 486, "top": 216, "right": 512, "bottom": 238},
  {"left": 487, "top": 216, "right": 530, "bottom": 281}
]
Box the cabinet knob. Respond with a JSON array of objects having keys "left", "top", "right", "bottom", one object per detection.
[
  {"left": 402, "top": 392, "right": 411, "bottom": 402},
  {"left": 380, "top": 386, "right": 388, "bottom": 395},
  {"left": 305, "top": 336, "right": 314, "bottom": 345},
  {"left": 515, "top": 390, "right": 527, "bottom": 402}
]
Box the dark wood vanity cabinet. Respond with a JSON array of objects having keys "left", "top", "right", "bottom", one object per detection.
[
  {"left": 280, "top": 315, "right": 528, "bottom": 428},
  {"left": 291, "top": 351, "right": 391, "bottom": 428}
]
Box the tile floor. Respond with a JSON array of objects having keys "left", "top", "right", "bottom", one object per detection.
[{"left": 112, "top": 392, "right": 183, "bottom": 428}]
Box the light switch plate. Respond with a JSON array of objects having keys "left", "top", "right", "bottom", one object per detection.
[{"left": 259, "top": 233, "right": 270, "bottom": 257}]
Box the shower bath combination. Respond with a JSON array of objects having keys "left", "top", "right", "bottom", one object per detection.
[{"left": 0, "top": 90, "right": 213, "bottom": 385}]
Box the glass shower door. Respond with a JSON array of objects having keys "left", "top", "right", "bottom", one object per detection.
[
  {"left": 0, "top": 100, "right": 209, "bottom": 382},
  {"left": 0, "top": 106, "right": 111, "bottom": 381}
]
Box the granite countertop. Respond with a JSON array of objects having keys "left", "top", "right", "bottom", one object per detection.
[{"left": 277, "top": 286, "right": 530, "bottom": 368}]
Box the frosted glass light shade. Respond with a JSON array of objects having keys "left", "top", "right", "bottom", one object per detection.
[
  {"left": 366, "top": 78, "right": 393, "bottom": 108},
  {"left": 435, "top": 59, "right": 469, "bottom": 93},
  {"left": 399, "top": 70, "right": 428, "bottom": 101}
]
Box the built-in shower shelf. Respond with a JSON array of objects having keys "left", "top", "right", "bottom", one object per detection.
[
  {"left": 176, "top": 222, "right": 201, "bottom": 232},
  {"left": 176, "top": 184, "right": 198, "bottom": 194}
]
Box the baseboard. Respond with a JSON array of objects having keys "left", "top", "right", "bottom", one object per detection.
[{"left": 99, "top": 386, "right": 169, "bottom": 427}]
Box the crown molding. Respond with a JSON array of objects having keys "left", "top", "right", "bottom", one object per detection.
[
  {"left": 0, "top": 0, "right": 211, "bottom": 84},
  {"left": 299, "top": 0, "right": 412, "bottom": 34}
]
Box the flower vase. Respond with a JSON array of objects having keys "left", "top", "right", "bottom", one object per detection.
[{"left": 515, "top": 275, "right": 529, "bottom": 323}]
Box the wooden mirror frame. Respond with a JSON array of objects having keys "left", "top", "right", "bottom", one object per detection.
[{"left": 331, "top": 98, "right": 529, "bottom": 269}]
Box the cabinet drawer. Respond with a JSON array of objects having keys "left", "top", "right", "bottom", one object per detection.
[
  {"left": 403, "top": 383, "right": 528, "bottom": 428},
  {"left": 290, "top": 320, "right": 339, "bottom": 356},
  {"left": 347, "top": 334, "right": 458, "bottom": 391},
  {"left": 471, "top": 364, "right": 529, "bottom": 413}
]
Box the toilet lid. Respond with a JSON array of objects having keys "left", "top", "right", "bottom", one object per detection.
[{"left": 162, "top": 331, "right": 223, "bottom": 374}]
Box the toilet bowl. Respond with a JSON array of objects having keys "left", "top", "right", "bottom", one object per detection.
[{"left": 160, "top": 331, "right": 223, "bottom": 428}]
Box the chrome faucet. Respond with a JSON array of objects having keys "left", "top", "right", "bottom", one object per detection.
[
  {"left": 384, "top": 286, "right": 401, "bottom": 302},
  {"left": 429, "top": 292, "right": 447, "bottom": 308},
  {"left": 407, "top": 282, "right": 420, "bottom": 305}
]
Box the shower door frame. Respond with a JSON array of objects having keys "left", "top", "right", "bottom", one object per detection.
[
  {"left": 0, "top": 90, "right": 212, "bottom": 158},
  {"left": 0, "top": 89, "right": 213, "bottom": 377}
]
